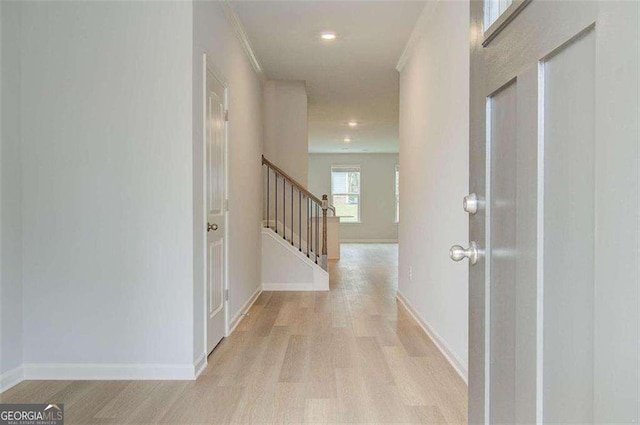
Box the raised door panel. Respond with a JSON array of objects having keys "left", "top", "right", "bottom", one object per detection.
[{"left": 541, "top": 28, "right": 596, "bottom": 424}]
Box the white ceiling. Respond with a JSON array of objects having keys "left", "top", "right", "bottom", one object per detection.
[{"left": 230, "top": 1, "right": 426, "bottom": 153}]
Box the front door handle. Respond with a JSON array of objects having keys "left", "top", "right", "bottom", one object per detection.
[
  {"left": 450, "top": 241, "right": 479, "bottom": 265},
  {"left": 208, "top": 223, "right": 218, "bottom": 232}
]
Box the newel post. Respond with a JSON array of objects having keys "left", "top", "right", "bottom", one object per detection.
[{"left": 321, "top": 194, "right": 328, "bottom": 270}]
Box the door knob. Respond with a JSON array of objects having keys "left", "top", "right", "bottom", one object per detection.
[
  {"left": 208, "top": 223, "right": 218, "bottom": 232},
  {"left": 450, "top": 241, "right": 479, "bottom": 265},
  {"left": 463, "top": 193, "right": 479, "bottom": 214}
]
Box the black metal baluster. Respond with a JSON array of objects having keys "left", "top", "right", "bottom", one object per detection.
[
  {"left": 291, "top": 184, "right": 294, "bottom": 245},
  {"left": 283, "top": 177, "right": 286, "bottom": 240},
  {"left": 298, "top": 190, "right": 302, "bottom": 251},
  {"left": 307, "top": 198, "right": 311, "bottom": 257},
  {"left": 315, "top": 203, "right": 319, "bottom": 263},
  {"left": 266, "top": 166, "right": 270, "bottom": 228},
  {"left": 275, "top": 174, "right": 278, "bottom": 234}
]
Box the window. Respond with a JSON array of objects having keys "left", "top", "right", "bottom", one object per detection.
[
  {"left": 331, "top": 165, "right": 361, "bottom": 223},
  {"left": 484, "top": 0, "right": 513, "bottom": 29},
  {"left": 395, "top": 165, "right": 399, "bottom": 223}
]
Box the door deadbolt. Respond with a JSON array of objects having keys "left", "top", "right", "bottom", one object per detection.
[
  {"left": 463, "top": 193, "right": 479, "bottom": 215},
  {"left": 208, "top": 223, "right": 218, "bottom": 232}
]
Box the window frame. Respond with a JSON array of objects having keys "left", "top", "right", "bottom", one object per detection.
[
  {"left": 482, "top": 0, "right": 531, "bottom": 46},
  {"left": 330, "top": 164, "right": 362, "bottom": 224}
]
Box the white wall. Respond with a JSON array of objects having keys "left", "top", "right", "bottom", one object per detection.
[
  {"left": 308, "top": 153, "right": 398, "bottom": 242},
  {"left": 398, "top": 0, "right": 470, "bottom": 377},
  {"left": 263, "top": 80, "right": 308, "bottom": 185},
  {"left": 261, "top": 229, "right": 328, "bottom": 291},
  {"left": 0, "top": 0, "right": 265, "bottom": 384},
  {"left": 0, "top": 1, "right": 23, "bottom": 379},
  {"left": 192, "top": 2, "right": 264, "bottom": 363},
  {"left": 19, "top": 1, "right": 195, "bottom": 370}
]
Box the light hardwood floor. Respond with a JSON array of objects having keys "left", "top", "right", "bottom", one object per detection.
[{"left": 1, "top": 244, "right": 467, "bottom": 424}]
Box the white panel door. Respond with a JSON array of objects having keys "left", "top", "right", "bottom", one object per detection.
[
  {"left": 467, "top": 1, "right": 639, "bottom": 423},
  {"left": 205, "top": 60, "right": 227, "bottom": 355}
]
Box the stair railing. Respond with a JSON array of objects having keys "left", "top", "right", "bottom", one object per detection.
[{"left": 262, "top": 155, "right": 330, "bottom": 270}]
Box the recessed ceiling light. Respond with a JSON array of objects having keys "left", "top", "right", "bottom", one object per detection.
[
  {"left": 343, "top": 137, "right": 351, "bottom": 143},
  {"left": 348, "top": 121, "right": 358, "bottom": 127},
  {"left": 321, "top": 32, "right": 337, "bottom": 40}
]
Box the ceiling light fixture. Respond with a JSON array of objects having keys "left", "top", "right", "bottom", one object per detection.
[
  {"left": 348, "top": 121, "right": 358, "bottom": 127},
  {"left": 343, "top": 137, "right": 351, "bottom": 143},
  {"left": 321, "top": 32, "right": 337, "bottom": 40}
]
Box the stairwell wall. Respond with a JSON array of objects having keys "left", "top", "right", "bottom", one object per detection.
[{"left": 263, "top": 80, "right": 308, "bottom": 186}]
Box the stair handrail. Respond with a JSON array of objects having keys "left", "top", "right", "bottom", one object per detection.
[
  {"left": 262, "top": 155, "right": 331, "bottom": 270},
  {"left": 261, "top": 155, "right": 323, "bottom": 205}
]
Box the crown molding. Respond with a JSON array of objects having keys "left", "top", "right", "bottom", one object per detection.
[
  {"left": 395, "top": 0, "right": 439, "bottom": 72},
  {"left": 222, "top": 2, "right": 267, "bottom": 82}
]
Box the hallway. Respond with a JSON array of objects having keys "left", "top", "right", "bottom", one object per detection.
[{"left": 0, "top": 244, "right": 467, "bottom": 424}]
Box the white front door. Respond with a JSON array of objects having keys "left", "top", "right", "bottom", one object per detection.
[
  {"left": 205, "top": 59, "right": 227, "bottom": 354},
  {"left": 467, "top": 1, "right": 639, "bottom": 423}
]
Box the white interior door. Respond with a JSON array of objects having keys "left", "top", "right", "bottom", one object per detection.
[
  {"left": 205, "top": 59, "right": 227, "bottom": 355},
  {"left": 467, "top": 1, "right": 639, "bottom": 423}
]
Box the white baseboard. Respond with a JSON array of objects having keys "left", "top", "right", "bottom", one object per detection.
[
  {"left": 341, "top": 239, "right": 398, "bottom": 243},
  {"left": 227, "top": 285, "right": 262, "bottom": 336},
  {"left": 193, "top": 352, "right": 207, "bottom": 379},
  {"left": 0, "top": 365, "right": 24, "bottom": 393},
  {"left": 22, "top": 363, "right": 196, "bottom": 381},
  {"left": 262, "top": 282, "right": 328, "bottom": 291},
  {"left": 396, "top": 290, "right": 468, "bottom": 384}
]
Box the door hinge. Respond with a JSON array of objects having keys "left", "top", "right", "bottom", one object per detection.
[
  {"left": 224, "top": 109, "right": 229, "bottom": 122},
  {"left": 225, "top": 289, "right": 229, "bottom": 301}
]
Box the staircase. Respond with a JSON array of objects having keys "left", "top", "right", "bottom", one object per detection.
[{"left": 261, "top": 155, "right": 333, "bottom": 291}]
